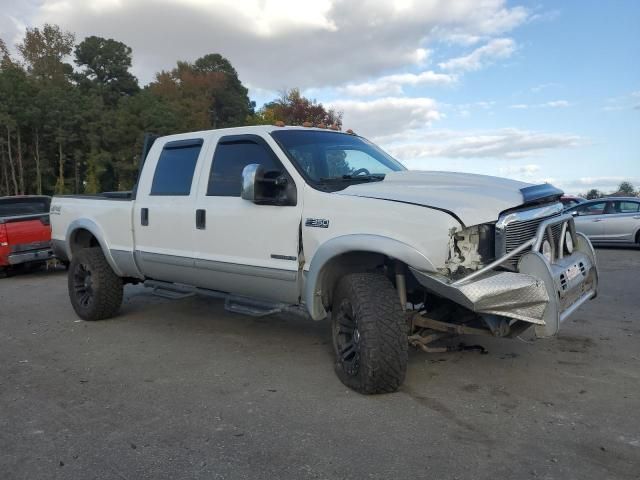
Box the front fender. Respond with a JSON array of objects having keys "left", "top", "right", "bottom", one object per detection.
[{"left": 304, "top": 234, "right": 436, "bottom": 320}]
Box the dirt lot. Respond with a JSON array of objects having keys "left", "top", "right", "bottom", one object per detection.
[{"left": 1, "top": 247, "right": 639, "bottom": 480}]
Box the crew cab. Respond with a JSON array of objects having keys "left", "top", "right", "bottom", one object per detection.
[
  {"left": 51, "top": 126, "right": 598, "bottom": 394},
  {"left": 1, "top": 196, "right": 54, "bottom": 276}
]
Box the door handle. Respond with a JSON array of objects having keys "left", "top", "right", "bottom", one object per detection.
[
  {"left": 592, "top": 219, "right": 602, "bottom": 222},
  {"left": 141, "top": 208, "right": 149, "bottom": 226},
  {"left": 196, "top": 209, "right": 206, "bottom": 230}
]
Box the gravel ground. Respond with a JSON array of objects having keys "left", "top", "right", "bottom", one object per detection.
[{"left": 1, "top": 247, "right": 639, "bottom": 480}]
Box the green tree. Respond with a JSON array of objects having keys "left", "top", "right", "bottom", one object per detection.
[
  {"left": 0, "top": 61, "right": 37, "bottom": 195},
  {"left": 0, "top": 38, "right": 11, "bottom": 67},
  {"left": 74, "top": 36, "right": 139, "bottom": 105},
  {"left": 585, "top": 188, "right": 602, "bottom": 200},
  {"left": 36, "top": 84, "right": 86, "bottom": 194},
  {"left": 149, "top": 54, "right": 253, "bottom": 131},
  {"left": 617, "top": 181, "right": 636, "bottom": 196},
  {"left": 193, "top": 53, "right": 254, "bottom": 127},
  {"left": 252, "top": 88, "right": 342, "bottom": 127},
  {"left": 17, "top": 24, "right": 75, "bottom": 83},
  {"left": 103, "top": 90, "right": 180, "bottom": 189}
]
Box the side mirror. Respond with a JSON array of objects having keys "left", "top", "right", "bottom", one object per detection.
[
  {"left": 570, "top": 211, "right": 578, "bottom": 217},
  {"left": 241, "top": 164, "right": 294, "bottom": 205},
  {"left": 241, "top": 163, "right": 263, "bottom": 202}
]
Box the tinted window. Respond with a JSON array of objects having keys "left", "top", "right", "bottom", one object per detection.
[
  {"left": 575, "top": 201, "right": 606, "bottom": 216},
  {"left": 616, "top": 201, "right": 640, "bottom": 213},
  {"left": 207, "top": 141, "right": 281, "bottom": 196},
  {"left": 150, "top": 141, "right": 202, "bottom": 196},
  {"left": 0, "top": 197, "right": 50, "bottom": 217}
]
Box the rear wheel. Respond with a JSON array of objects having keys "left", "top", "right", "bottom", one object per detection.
[
  {"left": 68, "top": 247, "right": 123, "bottom": 321},
  {"left": 331, "top": 273, "right": 408, "bottom": 394}
]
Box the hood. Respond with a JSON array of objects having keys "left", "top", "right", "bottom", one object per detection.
[{"left": 337, "top": 171, "right": 560, "bottom": 226}]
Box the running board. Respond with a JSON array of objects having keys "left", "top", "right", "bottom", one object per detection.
[
  {"left": 147, "top": 281, "right": 195, "bottom": 300},
  {"left": 143, "top": 280, "right": 310, "bottom": 319},
  {"left": 224, "top": 297, "right": 283, "bottom": 317}
]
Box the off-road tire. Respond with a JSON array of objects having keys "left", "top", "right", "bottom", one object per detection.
[
  {"left": 331, "top": 273, "right": 408, "bottom": 394},
  {"left": 68, "top": 247, "right": 123, "bottom": 321}
]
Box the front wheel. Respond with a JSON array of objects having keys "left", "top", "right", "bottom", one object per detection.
[
  {"left": 332, "top": 273, "right": 408, "bottom": 394},
  {"left": 68, "top": 247, "right": 123, "bottom": 321}
]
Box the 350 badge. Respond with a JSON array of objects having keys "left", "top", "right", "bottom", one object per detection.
[{"left": 305, "top": 218, "right": 330, "bottom": 228}]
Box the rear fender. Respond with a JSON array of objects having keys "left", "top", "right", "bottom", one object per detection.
[{"left": 65, "top": 219, "right": 123, "bottom": 277}]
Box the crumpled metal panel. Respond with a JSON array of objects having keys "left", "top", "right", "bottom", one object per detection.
[
  {"left": 411, "top": 269, "right": 549, "bottom": 325},
  {"left": 456, "top": 272, "right": 549, "bottom": 324}
]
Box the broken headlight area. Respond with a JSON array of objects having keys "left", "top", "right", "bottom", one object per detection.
[{"left": 444, "top": 223, "right": 495, "bottom": 279}]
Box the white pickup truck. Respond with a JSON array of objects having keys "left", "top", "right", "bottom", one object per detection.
[{"left": 51, "top": 125, "right": 598, "bottom": 394}]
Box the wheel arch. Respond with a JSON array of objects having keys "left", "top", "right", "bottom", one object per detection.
[
  {"left": 65, "top": 219, "right": 123, "bottom": 276},
  {"left": 304, "top": 234, "right": 436, "bottom": 320}
]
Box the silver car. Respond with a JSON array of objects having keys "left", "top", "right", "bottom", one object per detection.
[{"left": 567, "top": 197, "right": 640, "bottom": 245}]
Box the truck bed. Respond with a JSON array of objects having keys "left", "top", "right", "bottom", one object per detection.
[{"left": 50, "top": 193, "right": 135, "bottom": 262}]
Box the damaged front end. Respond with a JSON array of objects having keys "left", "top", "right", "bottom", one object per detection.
[
  {"left": 444, "top": 223, "right": 495, "bottom": 277},
  {"left": 411, "top": 203, "right": 598, "bottom": 340}
]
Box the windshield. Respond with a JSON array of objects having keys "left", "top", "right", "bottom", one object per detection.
[{"left": 271, "top": 130, "right": 405, "bottom": 189}]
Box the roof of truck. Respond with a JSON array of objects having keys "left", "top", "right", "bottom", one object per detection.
[{"left": 157, "top": 125, "right": 354, "bottom": 142}]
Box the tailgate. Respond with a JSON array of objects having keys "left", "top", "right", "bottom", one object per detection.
[
  {"left": 4, "top": 215, "right": 52, "bottom": 251},
  {"left": 0, "top": 197, "right": 52, "bottom": 253}
]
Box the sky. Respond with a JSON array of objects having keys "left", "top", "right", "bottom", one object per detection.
[{"left": 1, "top": 0, "right": 638, "bottom": 194}]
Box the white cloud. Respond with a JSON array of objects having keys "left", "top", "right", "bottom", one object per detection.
[
  {"left": 509, "top": 100, "right": 571, "bottom": 109},
  {"left": 604, "top": 91, "right": 640, "bottom": 112},
  {"left": 17, "top": 0, "right": 530, "bottom": 88},
  {"left": 382, "top": 128, "right": 582, "bottom": 161},
  {"left": 0, "top": 0, "right": 37, "bottom": 49},
  {"left": 499, "top": 164, "right": 541, "bottom": 177},
  {"left": 431, "top": 5, "right": 528, "bottom": 44},
  {"left": 544, "top": 100, "right": 569, "bottom": 108},
  {"left": 438, "top": 38, "right": 516, "bottom": 72},
  {"left": 339, "top": 70, "right": 457, "bottom": 97},
  {"left": 555, "top": 177, "right": 640, "bottom": 195},
  {"left": 528, "top": 9, "right": 561, "bottom": 23},
  {"left": 329, "top": 97, "right": 442, "bottom": 138},
  {"left": 445, "top": 100, "right": 495, "bottom": 118},
  {"left": 530, "top": 82, "right": 560, "bottom": 93}
]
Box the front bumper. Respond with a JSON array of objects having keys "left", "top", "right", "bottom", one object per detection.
[{"left": 412, "top": 214, "right": 598, "bottom": 338}]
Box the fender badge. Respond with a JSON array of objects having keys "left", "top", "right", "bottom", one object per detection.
[{"left": 305, "top": 218, "right": 329, "bottom": 228}]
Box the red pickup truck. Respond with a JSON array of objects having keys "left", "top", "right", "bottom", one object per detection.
[{"left": 0, "top": 196, "right": 54, "bottom": 276}]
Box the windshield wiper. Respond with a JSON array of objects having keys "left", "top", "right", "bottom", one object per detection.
[{"left": 318, "top": 174, "right": 385, "bottom": 183}]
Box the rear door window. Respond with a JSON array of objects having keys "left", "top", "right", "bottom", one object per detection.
[
  {"left": 150, "top": 139, "right": 203, "bottom": 196},
  {"left": 616, "top": 201, "right": 640, "bottom": 213}
]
